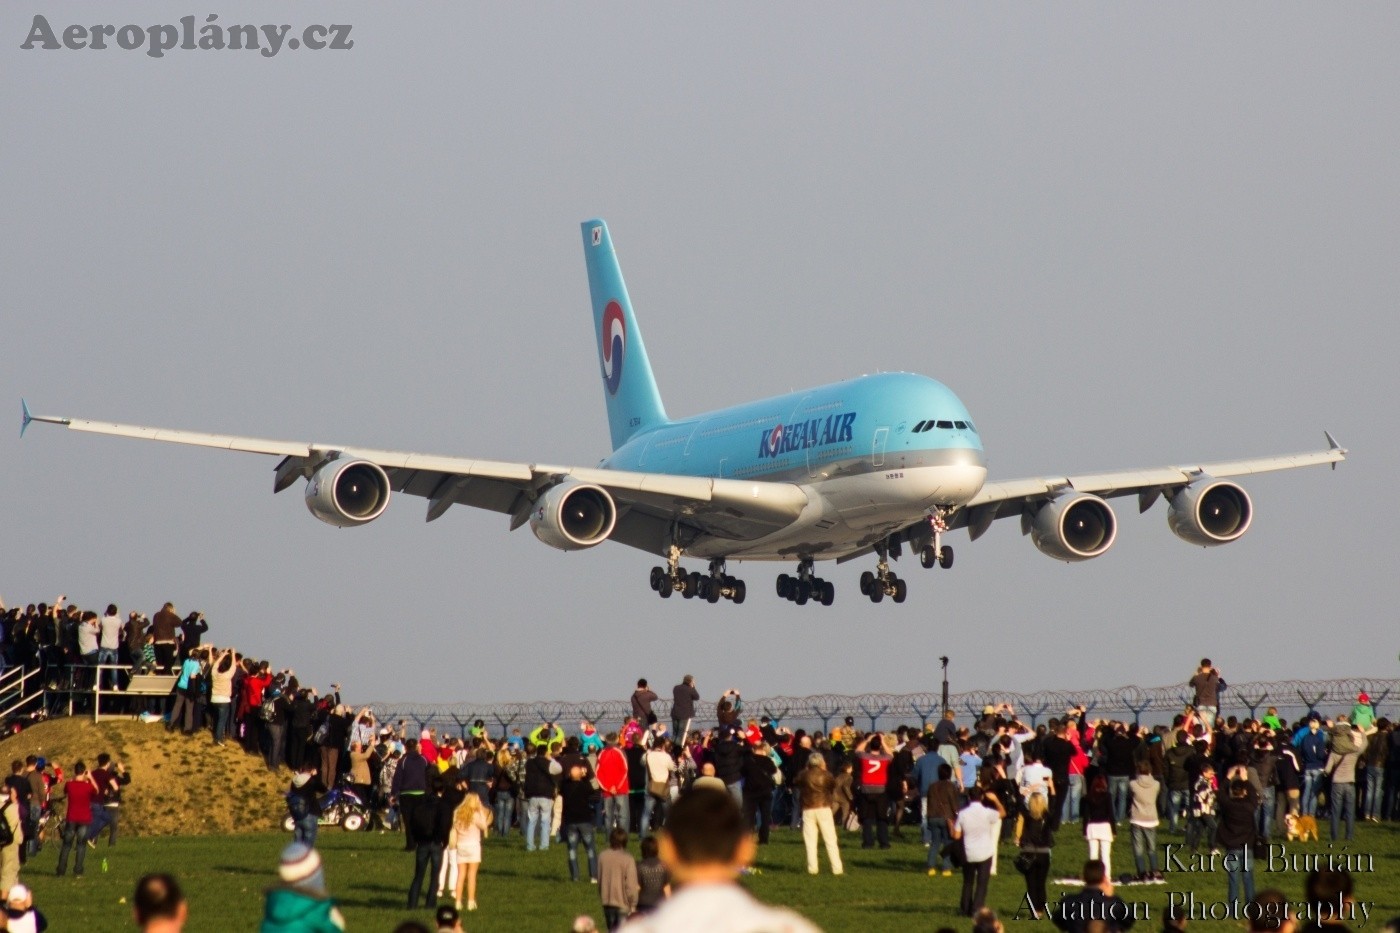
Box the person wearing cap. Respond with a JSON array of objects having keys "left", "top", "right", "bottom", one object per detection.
[
  {"left": 1352, "top": 692, "right": 1377, "bottom": 731},
  {"left": 262, "top": 842, "right": 346, "bottom": 932},
  {"left": 3, "top": 884, "right": 46, "bottom": 932}
]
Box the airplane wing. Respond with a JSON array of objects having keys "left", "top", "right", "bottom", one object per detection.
[
  {"left": 19, "top": 406, "right": 810, "bottom": 549},
  {"left": 950, "top": 436, "right": 1347, "bottom": 541}
]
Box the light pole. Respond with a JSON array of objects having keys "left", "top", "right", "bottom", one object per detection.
[{"left": 940, "top": 656, "right": 950, "bottom": 715}]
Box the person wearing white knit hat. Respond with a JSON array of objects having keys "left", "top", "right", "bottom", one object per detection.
[{"left": 260, "top": 842, "right": 346, "bottom": 932}]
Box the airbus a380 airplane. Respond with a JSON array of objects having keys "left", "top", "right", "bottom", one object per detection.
[{"left": 24, "top": 220, "right": 1346, "bottom": 607}]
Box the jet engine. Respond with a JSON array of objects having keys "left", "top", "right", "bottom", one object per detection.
[
  {"left": 529, "top": 480, "right": 617, "bottom": 551},
  {"left": 1029, "top": 493, "right": 1117, "bottom": 561},
  {"left": 304, "top": 459, "right": 391, "bottom": 527},
  {"left": 1167, "top": 478, "right": 1252, "bottom": 546}
]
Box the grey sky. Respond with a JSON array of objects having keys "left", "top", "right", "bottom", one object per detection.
[{"left": 4, "top": 4, "right": 1396, "bottom": 704}]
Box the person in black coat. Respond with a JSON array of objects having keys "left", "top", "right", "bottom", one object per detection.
[{"left": 741, "top": 743, "right": 778, "bottom": 844}]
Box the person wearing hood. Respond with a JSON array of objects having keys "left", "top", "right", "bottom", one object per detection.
[{"left": 261, "top": 842, "right": 345, "bottom": 933}]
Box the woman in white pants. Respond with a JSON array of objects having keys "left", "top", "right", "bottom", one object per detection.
[
  {"left": 794, "top": 756, "right": 843, "bottom": 875},
  {"left": 1082, "top": 774, "right": 1115, "bottom": 877}
]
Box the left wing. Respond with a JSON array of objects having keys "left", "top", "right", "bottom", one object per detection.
[
  {"left": 20, "top": 404, "right": 810, "bottom": 550},
  {"left": 952, "top": 435, "right": 1347, "bottom": 541}
]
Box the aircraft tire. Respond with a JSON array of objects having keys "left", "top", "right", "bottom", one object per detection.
[
  {"left": 820, "top": 581, "right": 835, "bottom": 606},
  {"left": 776, "top": 574, "right": 791, "bottom": 598},
  {"left": 659, "top": 582, "right": 672, "bottom": 598},
  {"left": 795, "top": 584, "right": 809, "bottom": 606},
  {"left": 869, "top": 585, "right": 884, "bottom": 604},
  {"left": 650, "top": 566, "right": 666, "bottom": 591},
  {"left": 733, "top": 580, "right": 746, "bottom": 604},
  {"left": 920, "top": 546, "right": 937, "bottom": 570},
  {"left": 939, "top": 546, "right": 954, "bottom": 569},
  {"left": 892, "top": 579, "right": 908, "bottom": 603},
  {"left": 859, "top": 571, "right": 874, "bottom": 595}
]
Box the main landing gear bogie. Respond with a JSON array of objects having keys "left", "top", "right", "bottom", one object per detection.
[
  {"left": 919, "top": 545, "right": 953, "bottom": 570},
  {"left": 776, "top": 560, "right": 835, "bottom": 607},
  {"left": 649, "top": 555, "right": 746, "bottom": 604},
  {"left": 859, "top": 567, "right": 907, "bottom": 603}
]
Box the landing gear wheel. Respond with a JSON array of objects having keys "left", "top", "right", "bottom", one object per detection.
[
  {"left": 696, "top": 577, "right": 710, "bottom": 600},
  {"left": 342, "top": 812, "right": 365, "bottom": 832},
  {"left": 892, "top": 578, "right": 908, "bottom": 603},
  {"left": 820, "top": 580, "right": 836, "bottom": 606},
  {"left": 795, "top": 582, "right": 810, "bottom": 606},
  {"left": 776, "top": 574, "right": 792, "bottom": 598},
  {"left": 659, "top": 582, "right": 672, "bottom": 598},
  {"left": 939, "top": 546, "right": 954, "bottom": 569},
  {"left": 859, "top": 571, "right": 875, "bottom": 595},
  {"left": 732, "top": 580, "right": 747, "bottom": 604},
  {"left": 869, "top": 585, "right": 884, "bottom": 604},
  {"left": 706, "top": 581, "right": 721, "bottom": 603},
  {"left": 683, "top": 571, "right": 702, "bottom": 598},
  {"left": 920, "top": 546, "right": 937, "bottom": 570},
  {"left": 650, "top": 566, "right": 666, "bottom": 591}
]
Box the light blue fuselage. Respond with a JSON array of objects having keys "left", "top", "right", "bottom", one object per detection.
[{"left": 601, "top": 372, "right": 988, "bottom": 559}]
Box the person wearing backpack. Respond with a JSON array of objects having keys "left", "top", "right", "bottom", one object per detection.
[{"left": 0, "top": 783, "right": 22, "bottom": 897}]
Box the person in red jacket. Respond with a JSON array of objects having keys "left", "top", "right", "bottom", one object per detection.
[
  {"left": 55, "top": 761, "right": 99, "bottom": 877},
  {"left": 597, "top": 734, "right": 630, "bottom": 834},
  {"left": 240, "top": 661, "right": 274, "bottom": 753}
]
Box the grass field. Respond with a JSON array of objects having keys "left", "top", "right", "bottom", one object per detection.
[{"left": 19, "top": 817, "right": 1400, "bottom": 932}]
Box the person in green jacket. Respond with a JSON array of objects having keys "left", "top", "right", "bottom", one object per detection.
[
  {"left": 1351, "top": 692, "right": 1376, "bottom": 731},
  {"left": 261, "top": 842, "right": 346, "bottom": 933}
]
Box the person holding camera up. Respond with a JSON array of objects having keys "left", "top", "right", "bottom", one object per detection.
[{"left": 1189, "top": 659, "right": 1223, "bottom": 733}]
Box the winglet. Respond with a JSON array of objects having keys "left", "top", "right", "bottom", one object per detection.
[
  {"left": 1324, "top": 430, "right": 1347, "bottom": 469},
  {"left": 20, "top": 399, "right": 32, "bottom": 438}
]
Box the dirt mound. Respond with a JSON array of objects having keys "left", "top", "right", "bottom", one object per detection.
[{"left": 1, "top": 717, "right": 288, "bottom": 835}]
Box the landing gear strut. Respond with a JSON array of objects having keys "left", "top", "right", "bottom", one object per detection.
[
  {"left": 859, "top": 542, "right": 907, "bottom": 603},
  {"left": 919, "top": 512, "right": 954, "bottom": 570},
  {"left": 648, "top": 550, "right": 745, "bottom": 604},
  {"left": 776, "top": 559, "right": 835, "bottom": 607}
]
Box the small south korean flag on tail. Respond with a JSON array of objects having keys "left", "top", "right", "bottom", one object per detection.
[{"left": 591, "top": 225, "right": 603, "bottom": 246}]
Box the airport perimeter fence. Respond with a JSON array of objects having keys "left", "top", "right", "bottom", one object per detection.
[{"left": 364, "top": 675, "right": 1400, "bottom": 739}]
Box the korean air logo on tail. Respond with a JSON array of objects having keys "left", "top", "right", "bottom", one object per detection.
[{"left": 600, "top": 300, "right": 626, "bottom": 396}]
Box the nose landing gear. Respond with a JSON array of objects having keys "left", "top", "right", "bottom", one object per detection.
[{"left": 919, "top": 512, "right": 954, "bottom": 569}]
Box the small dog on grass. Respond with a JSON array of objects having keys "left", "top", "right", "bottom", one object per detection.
[{"left": 1283, "top": 812, "right": 1318, "bottom": 842}]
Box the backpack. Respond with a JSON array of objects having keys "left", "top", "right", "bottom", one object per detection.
[
  {"left": 0, "top": 803, "right": 12, "bottom": 847},
  {"left": 260, "top": 688, "right": 281, "bottom": 723}
]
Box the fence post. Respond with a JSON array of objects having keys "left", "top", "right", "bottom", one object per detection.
[
  {"left": 908, "top": 700, "right": 939, "bottom": 729},
  {"left": 1120, "top": 694, "right": 1150, "bottom": 727},
  {"left": 1295, "top": 690, "right": 1326, "bottom": 717},
  {"left": 1023, "top": 701, "right": 1050, "bottom": 728},
  {"left": 858, "top": 703, "right": 888, "bottom": 732},
  {"left": 761, "top": 705, "right": 791, "bottom": 727},
  {"left": 1239, "top": 693, "right": 1269, "bottom": 721},
  {"left": 811, "top": 703, "right": 841, "bottom": 734}
]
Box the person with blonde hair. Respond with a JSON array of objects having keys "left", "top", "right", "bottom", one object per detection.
[
  {"left": 793, "top": 754, "right": 843, "bottom": 875},
  {"left": 1014, "top": 792, "right": 1055, "bottom": 918},
  {"left": 449, "top": 792, "right": 491, "bottom": 912}
]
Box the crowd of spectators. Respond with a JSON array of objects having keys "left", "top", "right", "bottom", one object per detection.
[{"left": 2, "top": 596, "right": 1398, "bottom": 932}]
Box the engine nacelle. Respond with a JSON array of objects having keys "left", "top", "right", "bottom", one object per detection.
[
  {"left": 1168, "top": 478, "right": 1252, "bottom": 546},
  {"left": 1030, "top": 493, "right": 1117, "bottom": 561},
  {"left": 304, "top": 459, "right": 391, "bottom": 528},
  {"left": 529, "top": 480, "right": 617, "bottom": 551}
]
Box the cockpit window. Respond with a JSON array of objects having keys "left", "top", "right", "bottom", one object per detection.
[
  {"left": 936, "top": 420, "right": 953, "bottom": 429},
  {"left": 913, "top": 420, "right": 927, "bottom": 433},
  {"left": 954, "top": 421, "right": 967, "bottom": 430}
]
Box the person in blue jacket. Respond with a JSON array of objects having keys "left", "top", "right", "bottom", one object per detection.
[{"left": 1292, "top": 714, "right": 1329, "bottom": 816}]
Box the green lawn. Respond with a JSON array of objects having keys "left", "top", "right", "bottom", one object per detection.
[{"left": 20, "top": 819, "right": 1400, "bottom": 932}]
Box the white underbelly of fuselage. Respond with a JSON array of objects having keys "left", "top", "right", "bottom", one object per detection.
[{"left": 690, "top": 463, "right": 988, "bottom": 561}]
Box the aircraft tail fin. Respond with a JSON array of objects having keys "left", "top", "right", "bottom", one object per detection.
[{"left": 581, "top": 219, "right": 668, "bottom": 450}]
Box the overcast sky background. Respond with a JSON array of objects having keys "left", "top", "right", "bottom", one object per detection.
[{"left": 4, "top": 4, "right": 1396, "bottom": 705}]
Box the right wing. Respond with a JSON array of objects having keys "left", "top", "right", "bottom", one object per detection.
[
  {"left": 21, "top": 405, "right": 810, "bottom": 551},
  {"left": 953, "top": 437, "right": 1346, "bottom": 540}
]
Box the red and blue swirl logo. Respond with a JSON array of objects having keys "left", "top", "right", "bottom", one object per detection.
[{"left": 601, "top": 300, "right": 625, "bottom": 396}]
